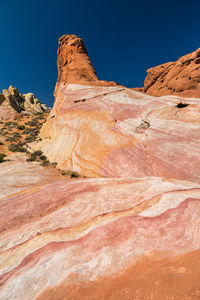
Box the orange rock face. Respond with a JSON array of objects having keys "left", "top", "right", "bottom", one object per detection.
[
  {"left": 1, "top": 35, "right": 200, "bottom": 300},
  {"left": 54, "top": 34, "right": 118, "bottom": 98},
  {"left": 55, "top": 35, "right": 98, "bottom": 95},
  {"left": 144, "top": 48, "right": 200, "bottom": 98}
]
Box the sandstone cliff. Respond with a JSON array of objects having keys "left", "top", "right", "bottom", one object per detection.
[
  {"left": 0, "top": 86, "right": 49, "bottom": 119},
  {"left": 144, "top": 47, "right": 200, "bottom": 98}
]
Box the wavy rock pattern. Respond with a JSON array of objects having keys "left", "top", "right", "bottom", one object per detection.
[
  {"left": 36, "top": 84, "right": 200, "bottom": 182},
  {"left": 1, "top": 35, "right": 200, "bottom": 299},
  {"left": 0, "top": 176, "right": 200, "bottom": 299}
]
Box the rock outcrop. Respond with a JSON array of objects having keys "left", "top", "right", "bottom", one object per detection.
[
  {"left": 54, "top": 34, "right": 118, "bottom": 97},
  {"left": 0, "top": 86, "right": 49, "bottom": 120},
  {"left": 55, "top": 35, "right": 98, "bottom": 91},
  {"left": 36, "top": 84, "right": 200, "bottom": 182},
  {"left": 1, "top": 35, "right": 200, "bottom": 299},
  {"left": 144, "top": 47, "right": 200, "bottom": 98}
]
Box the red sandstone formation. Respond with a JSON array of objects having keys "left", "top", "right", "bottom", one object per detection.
[
  {"left": 55, "top": 35, "right": 98, "bottom": 91},
  {"left": 144, "top": 48, "right": 200, "bottom": 98},
  {"left": 1, "top": 35, "right": 200, "bottom": 300},
  {"left": 54, "top": 34, "right": 118, "bottom": 97}
]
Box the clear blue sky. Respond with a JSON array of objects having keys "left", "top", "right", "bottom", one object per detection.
[{"left": 0, "top": 0, "right": 199, "bottom": 107}]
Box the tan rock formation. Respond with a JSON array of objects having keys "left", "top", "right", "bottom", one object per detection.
[
  {"left": 0, "top": 86, "right": 49, "bottom": 119},
  {"left": 144, "top": 48, "right": 200, "bottom": 97}
]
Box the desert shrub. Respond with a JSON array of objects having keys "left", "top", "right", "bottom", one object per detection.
[
  {"left": 25, "top": 136, "right": 36, "bottom": 143},
  {"left": 26, "top": 156, "right": 36, "bottom": 162},
  {"left": 61, "top": 171, "right": 67, "bottom": 175},
  {"left": 40, "top": 155, "right": 47, "bottom": 160},
  {"left": 25, "top": 120, "right": 39, "bottom": 127},
  {"left": 23, "top": 128, "right": 33, "bottom": 134},
  {"left": 0, "top": 153, "right": 6, "bottom": 162},
  {"left": 12, "top": 132, "right": 22, "bottom": 138},
  {"left": 17, "top": 125, "right": 25, "bottom": 130},
  {"left": 69, "top": 171, "right": 80, "bottom": 178},
  {"left": 0, "top": 142, "right": 4, "bottom": 145},
  {"left": 8, "top": 143, "right": 26, "bottom": 152},
  {"left": 5, "top": 121, "right": 17, "bottom": 127},
  {"left": 41, "top": 160, "right": 49, "bottom": 166},
  {"left": 5, "top": 137, "right": 18, "bottom": 142},
  {"left": 32, "top": 150, "right": 43, "bottom": 157},
  {"left": 64, "top": 170, "right": 80, "bottom": 178},
  {"left": 1, "top": 131, "right": 9, "bottom": 136}
]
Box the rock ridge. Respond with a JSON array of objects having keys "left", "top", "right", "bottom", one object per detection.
[{"left": 143, "top": 47, "right": 200, "bottom": 98}]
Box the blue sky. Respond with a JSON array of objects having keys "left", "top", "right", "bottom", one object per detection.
[{"left": 0, "top": 0, "right": 199, "bottom": 107}]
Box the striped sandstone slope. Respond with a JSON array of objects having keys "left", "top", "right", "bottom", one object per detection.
[
  {"left": 37, "top": 83, "right": 200, "bottom": 181},
  {"left": 31, "top": 36, "right": 200, "bottom": 180},
  {"left": 0, "top": 177, "right": 200, "bottom": 299},
  {"left": 1, "top": 35, "right": 200, "bottom": 300}
]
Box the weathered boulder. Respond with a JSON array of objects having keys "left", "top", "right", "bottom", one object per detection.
[{"left": 144, "top": 48, "right": 200, "bottom": 98}]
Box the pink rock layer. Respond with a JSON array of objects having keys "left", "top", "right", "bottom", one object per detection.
[
  {"left": 0, "top": 176, "right": 200, "bottom": 299},
  {"left": 35, "top": 84, "right": 200, "bottom": 183},
  {"left": 1, "top": 35, "right": 200, "bottom": 299}
]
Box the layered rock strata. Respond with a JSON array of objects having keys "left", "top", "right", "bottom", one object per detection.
[
  {"left": 36, "top": 84, "right": 200, "bottom": 182},
  {"left": 1, "top": 35, "right": 200, "bottom": 299},
  {"left": 0, "top": 176, "right": 200, "bottom": 299}
]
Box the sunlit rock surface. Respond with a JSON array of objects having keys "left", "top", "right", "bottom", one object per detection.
[
  {"left": 0, "top": 86, "right": 49, "bottom": 120},
  {"left": 144, "top": 47, "right": 200, "bottom": 98},
  {"left": 37, "top": 84, "right": 200, "bottom": 182},
  {"left": 0, "top": 176, "right": 200, "bottom": 299},
  {"left": 1, "top": 35, "right": 200, "bottom": 299}
]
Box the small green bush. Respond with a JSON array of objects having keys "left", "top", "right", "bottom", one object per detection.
[
  {"left": 8, "top": 144, "right": 26, "bottom": 152},
  {"left": 17, "top": 125, "right": 25, "bottom": 130},
  {"left": 62, "top": 170, "right": 80, "bottom": 178},
  {"left": 26, "top": 156, "right": 36, "bottom": 162},
  {"left": 0, "top": 142, "right": 4, "bottom": 145},
  {"left": 5, "top": 121, "right": 17, "bottom": 127},
  {"left": 0, "top": 153, "right": 6, "bottom": 162},
  {"left": 5, "top": 137, "right": 18, "bottom": 142},
  {"left": 25, "top": 136, "right": 36, "bottom": 143},
  {"left": 23, "top": 128, "right": 33, "bottom": 134},
  {"left": 32, "top": 150, "right": 43, "bottom": 156},
  {"left": 69, "top": 171, "right": 80, "bottom": 178},
  {"left": 25, "top": 120, "right": 39, "bottom": 127},
  {"left": 1, "top": 131, "right": 9, "bottom": 136},
  {"left": 41, "top": 160, "right": 49, "bottom": 166},
  {"left": 40, "top": 155, "right": 47, "bottom": 160}
]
